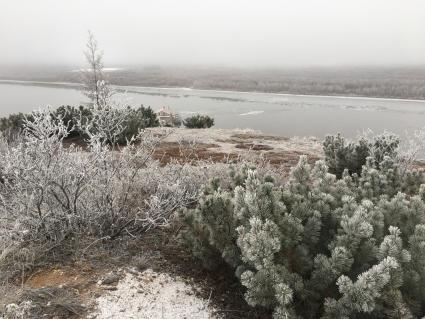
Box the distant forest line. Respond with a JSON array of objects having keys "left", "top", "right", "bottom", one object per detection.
[{"left": 1, "top": 65, "right": 425, "bottom": 100}]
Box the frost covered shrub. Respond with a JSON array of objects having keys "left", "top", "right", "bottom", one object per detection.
[
  {"left": 0, "top": 109, "right": 148, "bottom": 242},
  {"left": 0, "top": 106, "right": 88, "bottom": 139},
  {"left": 0, "top": 107, "right": 203, "bottom": 281},
  {"left": 323, "top": 132, "right": 399, "bottom": 178},
  {"left": 116, "top": 106, "right": 159, "bottom": 144},
  {"left": 54, "top": 105, "right": 92, "bottom": 138},
  {"left": 0, "top": 112, "right": 31, "bottom": 136},
  {"left": 0, "top": 105, "right": 160, "bottom": 145},
  {"left": 181, "top": 148, "right": 425, "bottom": 318}
]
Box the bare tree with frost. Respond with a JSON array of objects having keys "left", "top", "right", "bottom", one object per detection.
[{"left": 81, "top": 31, "right": 113, "bottom": 108}]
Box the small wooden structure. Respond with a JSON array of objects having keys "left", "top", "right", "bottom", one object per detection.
[{"left": 156, "top": 107, "right": 177, "bottom": 126}]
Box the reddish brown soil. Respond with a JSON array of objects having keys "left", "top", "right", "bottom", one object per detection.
[
  {"left": 153, "top": 141, "right": 240, "bottom": 164},
  {"left": 25, "top": 263, "right": 96, "bottom": 292},
  {"left": 235, "top": 143, "right": 274, "bottom": 151}
]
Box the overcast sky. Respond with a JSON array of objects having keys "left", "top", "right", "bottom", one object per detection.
[{"left": 1, "top": 0, "right": 424, "bottom": 67}]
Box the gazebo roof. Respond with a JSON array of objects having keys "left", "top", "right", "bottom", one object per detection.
[{"left": 157, "top": 106, "right": 172, "bottom": 114}]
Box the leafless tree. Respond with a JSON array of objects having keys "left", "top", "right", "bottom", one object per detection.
[{"left": 81, "top": 31, "right": 113, "bottom": 107}]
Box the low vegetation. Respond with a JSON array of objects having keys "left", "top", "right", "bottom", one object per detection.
[
  {"left": 323, "top": 132, "right": 400, "bottom": 178},
  {"left": 0, "top": 107, "right": 227, "bottom": 285},
  {"left": 180, "top": 134, "right": 425, "bottom": 318},
  {"left": 183, "top": 114, "right": 214, "bottom": 129},
  {"left": 0, "top": 104, "right": 160, "bottom": 144}
]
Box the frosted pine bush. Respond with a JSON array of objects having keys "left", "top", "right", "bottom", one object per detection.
[
  {"left": 181, "top": 136, "right": 425, "bottom": 318},
  {"left": 323, "top": 132, "right": 399, "bottom": 178}
]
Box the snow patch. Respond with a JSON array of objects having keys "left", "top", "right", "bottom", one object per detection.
[
  {"left": 90, "top": 269, "right": 220, "bottom": 319},
  {"left": 239, "top": 110, "right": 264, "bottom": 116}
]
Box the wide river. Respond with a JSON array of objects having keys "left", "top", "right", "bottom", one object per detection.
[{"left": 1, "top": 81, "right": 425, "bottom": 138}]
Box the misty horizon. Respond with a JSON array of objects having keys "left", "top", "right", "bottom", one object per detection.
[
  {"left": 1, "top": 0, "right": 425, "bottom": 68},
  {"left": 3, "top": 63, "right": 425, "bottom": 70}
]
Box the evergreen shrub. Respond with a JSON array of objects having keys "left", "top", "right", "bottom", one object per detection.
[
  {"left": 183, "top": 114, "right": 214, "bottom": 128},
  {"left": 181, "top": 134, "right": 425, "bottom": 318},
  {"left": 0, "top": 105, "right": 160, "bottom": 144},
  {"left": 323, "top": 132, "right": 399, "bottom": 178}
]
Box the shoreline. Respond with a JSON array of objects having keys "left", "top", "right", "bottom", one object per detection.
[{"left": 1, "top": 79, "right": 425, "bottom": 104}]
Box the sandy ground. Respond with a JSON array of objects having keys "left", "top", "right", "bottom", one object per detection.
[
  {"left": 150, "top": 128, "right": 322, "bottom": 169},
  {"left": 89, "top": 269, "right": 219, "bottom": 319},
  {"left": 153, "top": 127, "right": 322, "bottom": 155}
]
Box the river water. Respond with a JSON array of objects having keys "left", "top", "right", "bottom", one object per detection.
[{"left": 1, "top": 81, "right": 425, "bottom": 138}]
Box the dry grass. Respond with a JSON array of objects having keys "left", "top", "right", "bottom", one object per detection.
[
  {"left": 1, "top": 226, "right": 271, "bottom": 319},
  {"left": 230, "top": 133, "right": 289, "bottom": 141},
  {"left": 152, "top": 141, "right": 239, "bottom": 165},
  {"left": 3, "top": 286, "right": 86, "bottom": 319},
  {"left": 150, "top": 128, "right": 322, "bottom": 168},
  {"left": 234, "top": 143, "right": 273, "bottom": 151}
]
